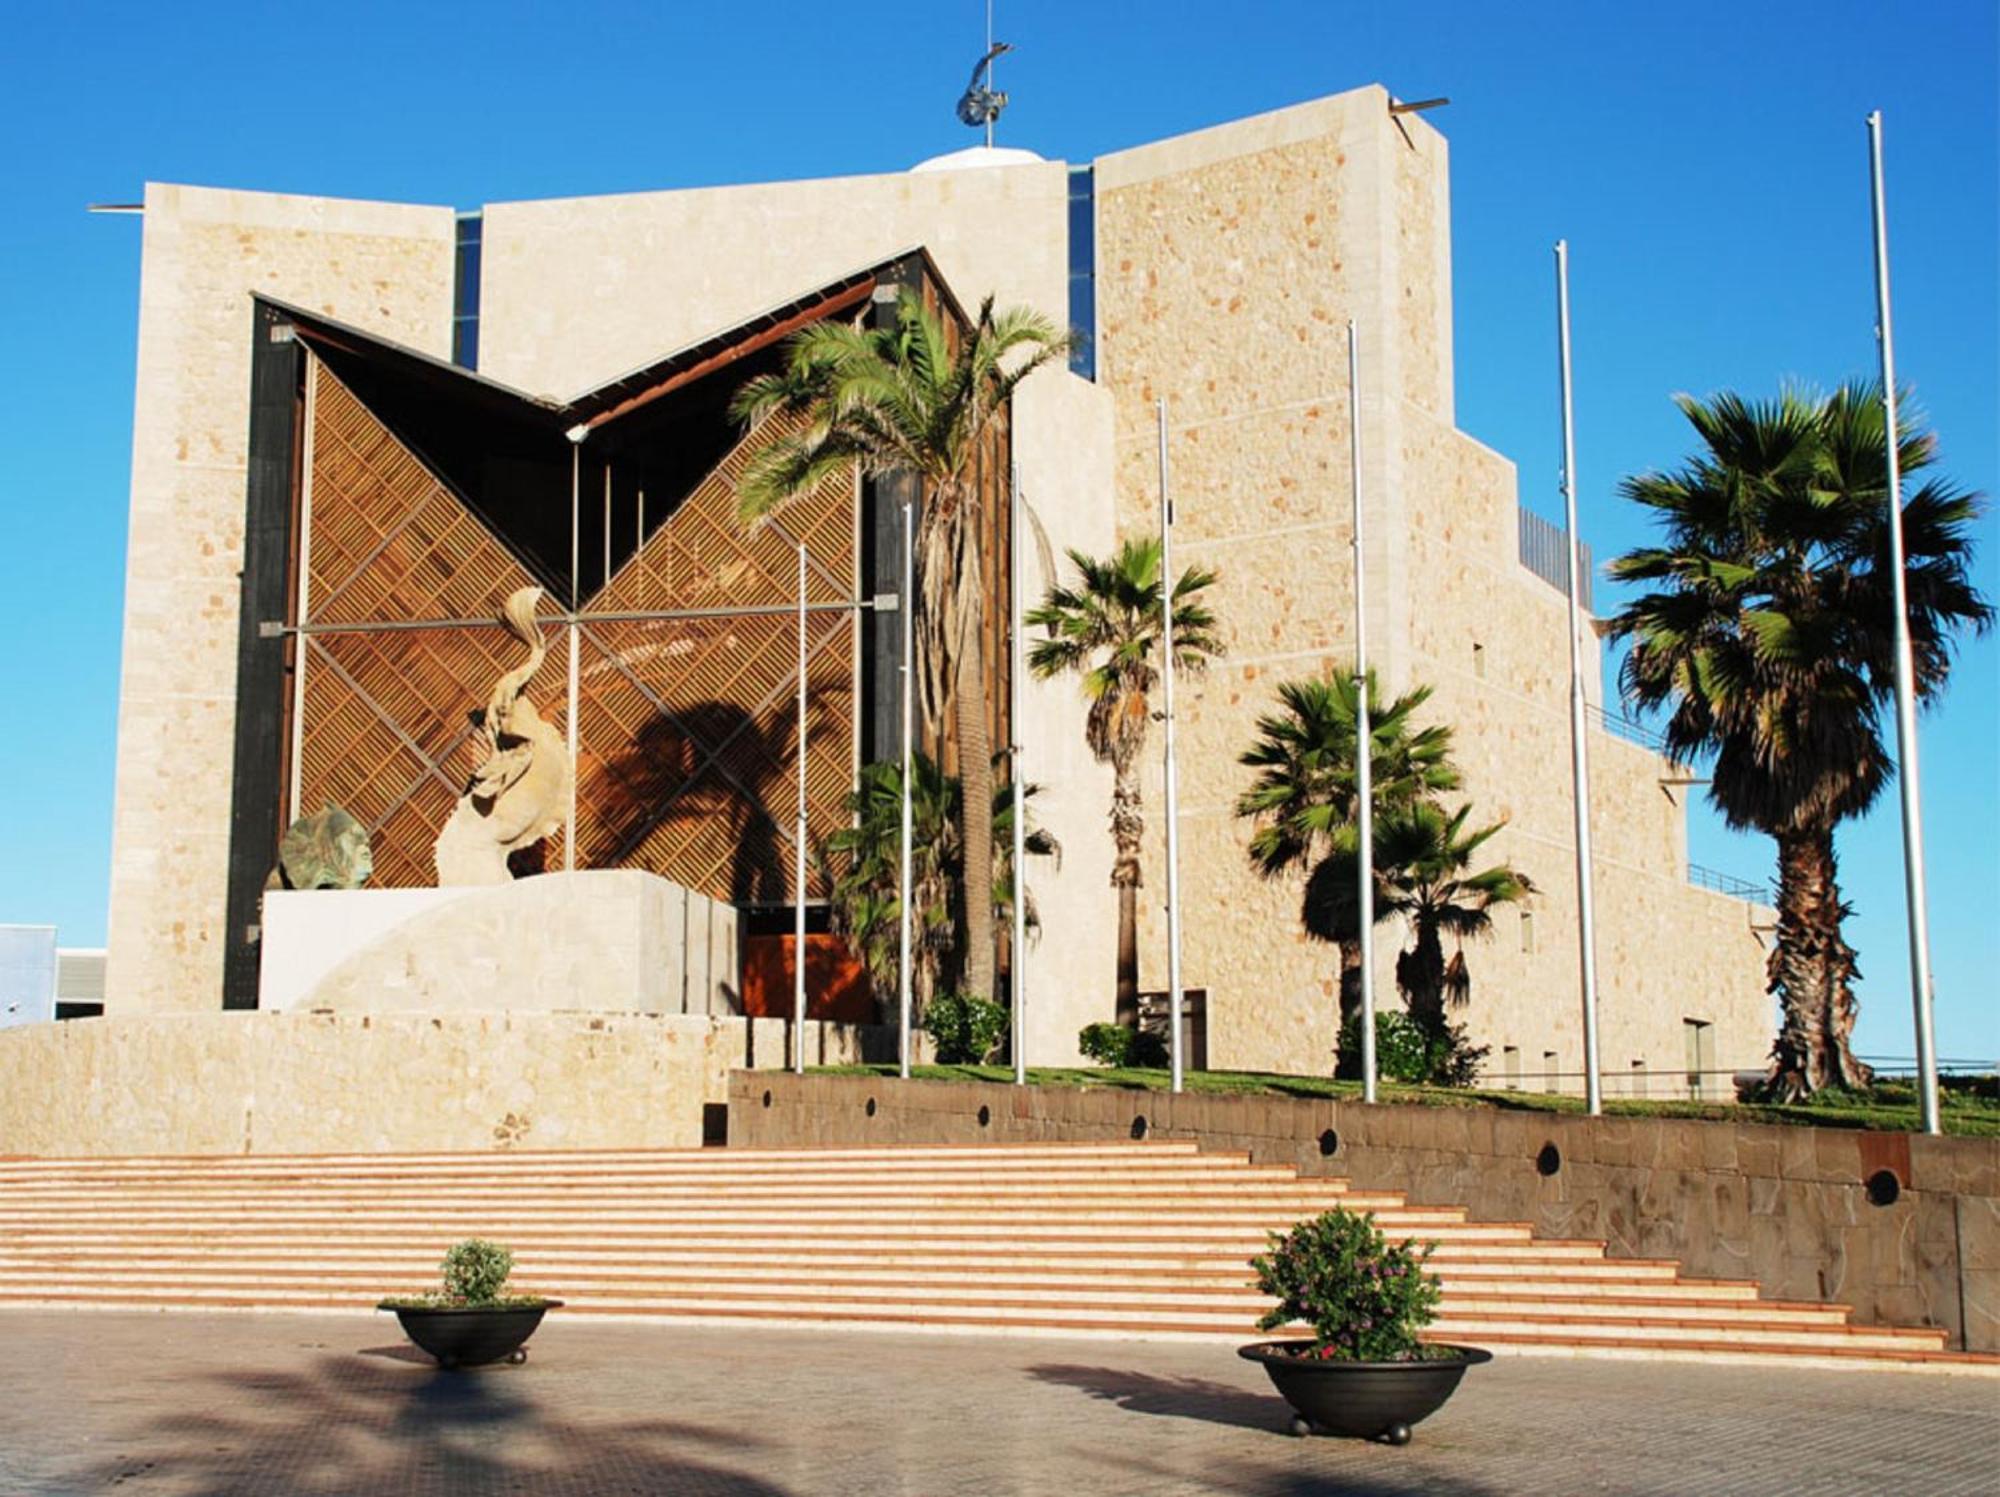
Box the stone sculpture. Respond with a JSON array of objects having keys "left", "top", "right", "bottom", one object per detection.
[
  {"left": 433, "top": 586, "right": 573, "bottom": 885},
  {"left": 266, "top": 804, "right": 373, "bottom": 891}
]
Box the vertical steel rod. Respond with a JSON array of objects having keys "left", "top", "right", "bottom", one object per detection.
[
  {"left": 1010, "top": 468, "right": 1028, "bottom": 1086},
  {"left": 1157, "top": 399, "right": 1185, "bottom": 1095},
  {"left": 603, "top": 465, "right": 612, "bottom": 590},
  {"left": 1555, "top": 240, "right": 1602, "bottom": 1116},
  {"left": 1867, "top": 110, "right": 1941, "bottom": 1135},
  {"left": 287, "top": 351, "right": 318, "bottom": 825},
  {"left": 794, "top": 541, "right": 809, "bottom": 1076},
  {"left": 566, "top": 438, "right": 581, "bottom": 873},
  {"left": 1349, "top": 322, "right": 1377, "bottom": 1105},
  {"left": 897, "top": 497, "right": 916, "bottom": 1080}
]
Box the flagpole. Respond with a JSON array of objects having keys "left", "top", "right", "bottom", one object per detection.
[
  {"left": 1555, "top": 240, "right": 1603, "bottom": 1117},
  {"left": 1867, "top": 110, "right": 1940, "bottom": 1136},
  {"left": 897, "top": 497, "right": 916, "bottom": 1081},
  {"left": 1348, "top": 322, "right": 1377, "bottom": 1105},
  {"left": 1010, "top": 469, "right": 1028, "bottom": 1086},
  {"left": 793, "top": 541, "right": 809, "bottom": 1076},
  {"left": 1157, "top": 399, "right": 1185, "bottom": 1095}
]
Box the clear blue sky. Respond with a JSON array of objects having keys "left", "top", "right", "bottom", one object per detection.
[{"left": 1, "top": 2, "right": 1993, "bottom": 1064}]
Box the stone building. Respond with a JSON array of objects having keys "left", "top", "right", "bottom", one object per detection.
[{"left": 102, "top": 84, "right": 1773, "bottom": 1090}]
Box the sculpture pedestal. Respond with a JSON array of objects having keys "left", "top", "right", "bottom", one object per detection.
[{"left": 259, "top": 870, "right": 740, "bottom": 1017}]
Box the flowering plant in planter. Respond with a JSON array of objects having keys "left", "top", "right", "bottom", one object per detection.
[
  {"left": 1241, "top": 1206, "right": 1484, "bottom": 1443},
  {"left": 1250, "top": 1207, "right": 1444, "bottom": 1361}
]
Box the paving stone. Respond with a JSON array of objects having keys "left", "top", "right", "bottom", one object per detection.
[{"left": 0, "top": 1310, "right": 1993, "bottom": 1497}]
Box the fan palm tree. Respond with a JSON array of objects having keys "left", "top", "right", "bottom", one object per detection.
[
  {"left": 1361, "top": 800, "right": 1535, "bottom": 1067},
  {"left": 1025, "top": 537, "right": 1223, "bottom": 1024},
  {"left": 1607, "top": 383, "right": 1989, "bottom": 1098},
  {"left": 825, "top": 752, "right": 1058, "bottom": 1011},
  {"left": 732, "top": 290, "right": 1070, "bottom": 1002},
  {"left": 1235, "top": 674, "right": 1460, "bottom": 1028}
]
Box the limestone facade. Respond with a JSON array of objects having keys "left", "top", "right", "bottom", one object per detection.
[
  {"left": 105, "top": 184, "right": 454, "bottom": 1016},
  {"left": 102, "top": 86, "right": 1771, "bottom": 1087}
]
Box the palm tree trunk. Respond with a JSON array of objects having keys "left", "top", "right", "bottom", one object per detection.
[
  {"left": 1763, "top": 830, "right": 1872, "bottom": 1099},
  {"left": 1109, "top": 753, "right": 1144, "bottom": 1026},
  {"left": 1398, "top": 926, "right": 1448, "bottom": 1043},
  {"left": 1115, "top": 885, "right": 1140, "bottom": 1028},
  {"left": 1337, "top": 941, "right": 1363, "bottom": 1030},
  {"left": 956, "top": 590, "right": 997, "bottom": 1004}
]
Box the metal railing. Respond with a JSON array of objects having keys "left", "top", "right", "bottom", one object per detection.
[
  {"left": 1585, "top": 702, "right": 1673, "bottom": 756},
  {"left": 1517, "top": 506, "right": 1593, "bottom": 611},
  {"left": 1687, "top": 863, "right": 1772, "bottom": 903}
]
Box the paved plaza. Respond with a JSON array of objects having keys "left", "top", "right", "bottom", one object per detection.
[{"left": 0, "top": 1311, "right": 1991, "bottom": 1496}]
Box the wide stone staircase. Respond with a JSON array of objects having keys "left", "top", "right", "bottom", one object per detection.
[{"left": 0, "top": 1142, "right": 1986, "bottom": 1371}]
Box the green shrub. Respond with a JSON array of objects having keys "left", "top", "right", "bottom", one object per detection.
[
  {"left": 1251, "top": 1207, "right": 1442, "bottom": 1361},
  {"left": 441, "top": 1239, "right": 515, "bottom": 1306},
  {"left": 924, "top": 992, "right": 1010, "bottom": 1064},
  {"left": 1077, "top": 1022, "right": 1168, "bottom": 1069},
  {"left": 1336, "top": 1010, "right": 1489, "bottom": 1088}
]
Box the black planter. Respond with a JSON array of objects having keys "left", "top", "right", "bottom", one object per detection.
[
  {"left": 1237, "top": 1340, "right": 1491, "bottom": 1443},
  {"left": 380, "top": 1301, "right": 561, "bottom": 1369}
]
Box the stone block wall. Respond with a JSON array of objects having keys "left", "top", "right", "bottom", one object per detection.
[
  {"left": 726, "top": 1072, "right": 1998, "bottom": 1353},
  {"left": 0, "top": 1012, "right": 886, "bottom": 1156}
]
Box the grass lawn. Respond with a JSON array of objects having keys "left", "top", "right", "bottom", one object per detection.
[{"left": 812, "top": 1063, "right": 2000, "bottom": 1136}]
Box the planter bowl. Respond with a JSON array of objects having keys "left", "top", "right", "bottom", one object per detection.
[
  {"left": 380, "top": 1301, "right": 561, "bottom": 1369},
  {"left": 1237, "top": 1340, "right": 1491, "bottom": 1443}
]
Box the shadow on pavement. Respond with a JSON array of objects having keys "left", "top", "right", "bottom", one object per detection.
[
  {"left": 1028, "top": 1362, "right": 1286, "bottom": 1432},
  {"left": 51, "top": 1341, "right": 792, "bottom": 1496}
]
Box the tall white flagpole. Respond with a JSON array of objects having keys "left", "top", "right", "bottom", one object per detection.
[
  {"left": 1348, "top": 322, "right": 1378, "bottom": 1105},
  {"left": 1010, "top": 469, "right": 1029, "bottom": 1086},
  {"left": 1867, "top": 110, "right": 1941, "bottom": 1136},
  {"left": 1555, "top": 240, "right": 1603, "bottom": 1117},
  {"left": 897, "top": 497, "right": 916, "bottom": 1080},
  {"left": 1156, "top": 399, "right": 1185, "bottom": 1095},
  {"left": 565, "top": 431, "right": 584, "bottom": 873},
  {"left": 793, "top": 541, "right": 809, "bottom": 1076}
]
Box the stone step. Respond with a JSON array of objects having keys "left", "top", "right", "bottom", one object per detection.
[
  {"left": 0, "top": 1266, "right": 1856, "bottom": 1327},
  {"left": 0, "top": 1141, "right": 1964, "bottom": 1371},
  {"left": 0, "top": 1143, "right": 1212, "bottom": 1174}
]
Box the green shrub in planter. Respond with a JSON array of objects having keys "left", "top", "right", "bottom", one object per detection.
[
  {"left": 1077, "top": 1022, "right": 1168, "bottom": 1069},
  {"left": 1251, "top": 1207, "right": 1443, "bottom": 1361},
  {"left": 383, "top": 1238, "right": 545, "bottom": 1310},
  {"left": 924, "top": 992, "right": 1010, "bottom": 1064}
]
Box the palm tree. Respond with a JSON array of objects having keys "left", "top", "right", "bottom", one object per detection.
[
  {"left": 825, "top": 752, "right": 1058, "bottom": 1011},
  {"left": 1360, "top": 800, "right": 1535, "bottom": 1080},
  {"left": 732, "top": 290, "right": 1070, "bottom": 1002},
  {"left": 1235, "top": 674, "right": 1460, "bottom": 1028},
  {"left": 1607, "top": 383, "right": 1989, "bottom": 1098},
  {"left": 1025, "top": 537, "right": 1223, "bottom": 1024}
]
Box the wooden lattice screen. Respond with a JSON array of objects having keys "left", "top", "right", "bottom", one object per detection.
[{"left": 294, "top": 360, "right": 855, "bottom": 900}]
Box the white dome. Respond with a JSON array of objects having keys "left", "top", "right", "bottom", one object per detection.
[{"left": 909, "top": 145, "right": 1047, "bottom": 174}]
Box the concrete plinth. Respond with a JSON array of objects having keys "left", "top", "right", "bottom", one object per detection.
[{"left": 259, "top": 870, "right": 739, "bottom": 1017}]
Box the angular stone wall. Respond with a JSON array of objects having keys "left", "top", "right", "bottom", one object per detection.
[{"left": 727, "top": 1072, "right": 1999, "bottom": 1353}]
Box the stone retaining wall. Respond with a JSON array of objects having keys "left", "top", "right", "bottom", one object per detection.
[
  {"left": 727, "top": 1072, "right": 1998, "bottom": 1353},
  {"left": 0, "top": 1011, "right": 888, "bottom": 1156}
]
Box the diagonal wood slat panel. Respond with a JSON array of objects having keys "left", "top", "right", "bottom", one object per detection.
[
  {"left": 299, "top": 365, "right": 567, "bottom": 886},
  {"left": 297, "top": 363, "right": 855, "bottom": 901},
  {"left": 578, "top": 409, "right": 857, "bottom": 901}
]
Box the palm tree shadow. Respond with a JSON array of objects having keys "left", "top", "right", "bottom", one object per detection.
[
  {"left": 598, "top": 683, "right": 840, "bottom": 907},
  {"left": 55, "top": 1346, "right": 793, "bottom": 1496},
  {"left": 1027, "top": 1362, "right": 1287, "bottom": 1433}
]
